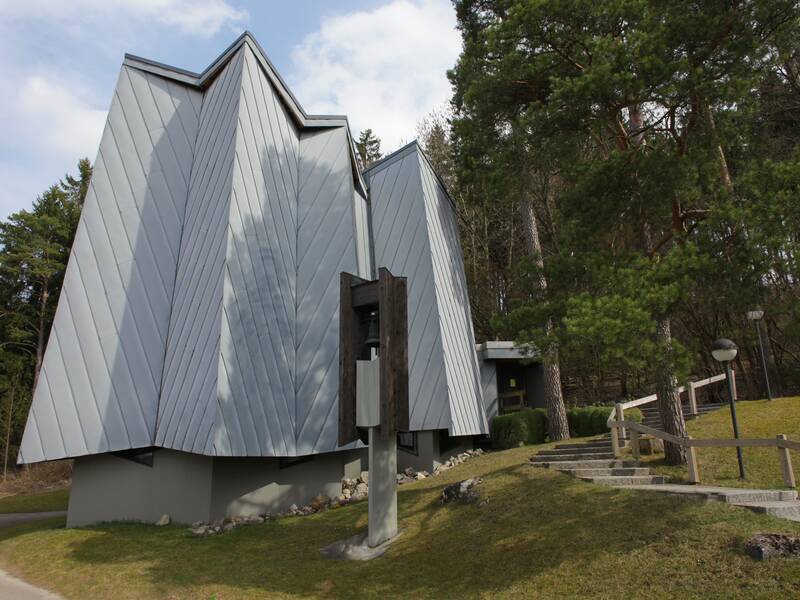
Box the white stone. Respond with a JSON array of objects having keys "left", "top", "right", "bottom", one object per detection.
[{"left": 155, "top": 514, "right": 170, "bottom": 526}]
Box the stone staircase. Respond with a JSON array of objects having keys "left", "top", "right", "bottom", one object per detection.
[
  {"left": 531, "top": 435, "right": 800, "bottom": 522},
  {"left": 530, "top": 438, "right": 668, "bottom": 486},
  {"left": 640, "top": 402, "right": 727, "bottom": 429}
]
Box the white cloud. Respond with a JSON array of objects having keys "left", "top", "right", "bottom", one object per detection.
[
  {"left": 15, "top": 76, "right": 107, "bottom": 162},
  {"left": 0, "top": 69, "right": 106, "bottom": 218},
  {"left": 0, "top": 0, "right": 248, "bottom": 37},
  {"left": 289, "top": 0, "right": 461, "bottom": 152}
]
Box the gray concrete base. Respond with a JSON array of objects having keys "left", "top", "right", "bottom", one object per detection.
[
  {"left": 397, "top": 430, "right": 475, "bottom": 473},
  {"left": 320, "top": 530, "right": 402, "bottom": 561},
  {"left": 367, "top": 428, "right": 397, "bottom": 547},
  {"left": 68, "top": 447, "right": 366, "bottom": 527}
]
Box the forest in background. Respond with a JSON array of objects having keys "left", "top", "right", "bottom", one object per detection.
[{"left": 3, "top": 0, "right": 800, "bottom": 471}]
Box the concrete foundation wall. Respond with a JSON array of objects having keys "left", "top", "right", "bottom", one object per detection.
[
  {"left": 397, "top": 430, "right": 474, "bottom": 473},
  {"left": 209, "top": 450, "right": 365, "bottom": 518},
  {"left": 67, "top": 449, "right": 214, "bottom": 527},
  {"left": 68, "top": 448, "right": 366, "bottom": 526}
]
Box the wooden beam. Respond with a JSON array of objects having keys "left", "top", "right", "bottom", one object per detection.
[
  {"left": 377, "top": 268, "right": 409, "bottom": 439},
  {"left": 338, "top": 272, "right": 359, "bottom": 446}
]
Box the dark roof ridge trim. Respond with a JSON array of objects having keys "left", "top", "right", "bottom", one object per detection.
[
  {"left": 363, "top": 140, "right": 457, "bottom": 211},
  {"left": 124, "top": 32, "right": 367, "bottom": 197},
  {"left": 123, "top": 31, "right": 348, "bottom": 128}
]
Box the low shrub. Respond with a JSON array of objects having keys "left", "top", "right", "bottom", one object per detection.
[
  {"left": 491, "top": 408, "right": 549, "bottom": 448},
  {"left": 566, "top": 405, "right": 645, "bottom": 437},
  {"left": 520, "top": 408, "right": 548, "bottom": 444}
]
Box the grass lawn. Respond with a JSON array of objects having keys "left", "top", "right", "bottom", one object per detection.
[
  {"left": 0, "top": 488, "right": 69, "bottom": 514},
  {"left": 0, "top": 442, "right": 799, "bottom": 599},
  {"left": 645, "top": 396, "right": 800, "bottom": 489}
]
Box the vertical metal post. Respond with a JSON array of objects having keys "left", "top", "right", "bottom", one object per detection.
[
  {"left": 725, "top": 363, "right": 746, "bottom": 479},
  {"left": 754, "top": 319, "right": 773, "bottom": 401}
]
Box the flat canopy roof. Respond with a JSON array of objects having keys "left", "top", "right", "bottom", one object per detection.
[{"left": 476, "top": 342, "right": 540, "bottom": 361}]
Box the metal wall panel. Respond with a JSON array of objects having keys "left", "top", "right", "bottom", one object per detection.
[
  {"left": 155, "top": 50, "right": 244, "bottom": 455},
  {"left": 295, "top": 127, "right": 360, "bottom": 454},
  {"left": 479, "top": 359, "right": 499, "bottom": 425},
  {"left": 416, "top": 152, "right": 488, "bottom": 435},
  {"left": 213, "top": 46, "right": 299, "bottom": 456},
  {"left": 366, "top": 146, "right": 451, "bottom": 432},
  {"left": 365, "top": 144, "right": 488, "bottom": 436},
  {"left": 18, "top": 66, "right": 201, "bottom": 463}
]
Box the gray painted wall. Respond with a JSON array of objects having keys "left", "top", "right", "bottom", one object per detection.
[{"left": 68, "top": 450, "right": 213, "bottom": 527}]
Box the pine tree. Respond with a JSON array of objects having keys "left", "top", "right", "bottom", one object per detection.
[
  {"left": 355, "top": 129, "right": 382, "bottom": 168},
  {"left": 449, "top": 0, "right": 799, "bottom": 462}
]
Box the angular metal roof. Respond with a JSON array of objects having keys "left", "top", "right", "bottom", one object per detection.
[
  {"left": 365, "top": 143, "right": 489, "bottom": 436},
  {"left": 19, "top": 34, "right": 486, "bottom": 464}
]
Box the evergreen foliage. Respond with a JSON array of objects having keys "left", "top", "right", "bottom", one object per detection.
[
  {"left": 0, "top": 159, "right": 90, "bottom": 477},
  {"left": 355, "top": 128, "right": 382, "bottom": 168}
]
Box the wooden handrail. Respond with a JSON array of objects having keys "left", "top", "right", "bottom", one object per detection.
[
  {"left": 609, "top": 419, "right": 799, "bottom": 488},
  {"left": 606, "top": 372, "right": 728, "bottom": 429}
]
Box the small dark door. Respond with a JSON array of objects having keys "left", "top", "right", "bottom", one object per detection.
[{"left": 497, "top": 363, "right": 527, "bottom": 414}]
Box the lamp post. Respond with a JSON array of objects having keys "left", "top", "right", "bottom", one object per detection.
[
  {"left": 711, "top": 338, "right": 745, "bottom": 479},
  {"left": 746, "top": 309, "right": 773, "bottom": 401}
]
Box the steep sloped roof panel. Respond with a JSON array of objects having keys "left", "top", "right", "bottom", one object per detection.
[
  {"left": 213, "top": 45, "right": 299, "bottom": 457},
  {"left": 18, "top": 65, "right": 201, "bottom": 463},
  {"left": 155, "top": 49, "right": 244, "bottom": 454},
  {"left": 417, "top": 152, "right": 488, "bottom": 435},
  {"left": 294, "top": 127, "right": 361, "bottom": 455},
  {"left": 365, "top": 143, "right": 488, "bottom": 436},
  {"left": 366, "top": 145, "right": 451, "bottom": 432}
]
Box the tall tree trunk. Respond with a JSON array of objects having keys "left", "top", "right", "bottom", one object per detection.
[
  {"left": 33, "top": 282, "right": 49, "bottom": 393},
  {"left": 520, "top": 199, "right": 569, "bottom": 441},
  {"left": 655, "top": 317, "right": 688, "bottom": 464},
  {"left": 3, "top": 376, "right": 17, "bottom": 481}
]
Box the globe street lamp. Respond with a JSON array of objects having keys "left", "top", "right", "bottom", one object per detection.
[
  {"left": 746, "top": 309, "right": 773, "bottom": 401},
  {"left": 711, "top": 338, "right": 745, "bottom": 479}
]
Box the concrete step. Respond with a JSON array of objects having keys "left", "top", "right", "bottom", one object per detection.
[
  {"left": 530, "top": 451, "right": 616, "bottom": 462},
  {"left": 580, "top": 475, "right": 669, "bottom": 486},
  {"left": 730, "top": 501, "right": 800, "bottom": 521},
  {"left": 558, "top": 467, "right": 650, "bottom": 477},
  {"left": 530, "top": 459, "right": 639, "bottom": 470},
  {"left": 537, "top": 447, "right": 616, "bottom": 457},
  {"left": 554, "top": 440, "right": 614, "bottom": 450}
]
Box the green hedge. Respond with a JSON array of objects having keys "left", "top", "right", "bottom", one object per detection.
[
  {"left": 490, "top": 405, "right": 644, "bottom": 448},
  {"left": 491, "top": 408, "right": 548, "bottom": 449},
  {"left": 566, "top": 405, "right": 643, "bottom": 437}
]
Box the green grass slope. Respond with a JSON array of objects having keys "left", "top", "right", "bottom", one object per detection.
[
  {"left": 646, "top": 396, "right": 800, "bottom": 489},
  {"left": 0, "top": 443, "right": 799, "bottom": 600},
  {"left": 0, "top": 488, "right": 69, "bottom": 514}
]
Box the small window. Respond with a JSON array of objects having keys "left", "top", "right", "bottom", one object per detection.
[{"left": 397, "top": 431, "right": 418, "bottom": 455}]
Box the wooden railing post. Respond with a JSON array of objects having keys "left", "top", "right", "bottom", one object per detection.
[
  {"left": 686, "top": 438, "right": 700, "bottom": 484},
  {"left": 630, "top": 428, "right": 640, "bottom": 460},
  {"left": 610, "top": 423, "right": 621, "bottom": 458},
  {"left": 615, "top": 403, "right": 625, "bottom": 441},
  {"left": 777, "top": 434, "right": 796, "bottom": 489},
  {"left": 687, "top": 381, "right": 698, "bottom": 416}
]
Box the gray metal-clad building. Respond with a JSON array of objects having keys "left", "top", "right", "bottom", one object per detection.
[{"left": 18, "top": 33, "right": 495, "bottom": 526}]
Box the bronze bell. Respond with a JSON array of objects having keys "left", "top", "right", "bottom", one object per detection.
[{"left": 363, "top": 310, "right": 380, "bottom": 353}]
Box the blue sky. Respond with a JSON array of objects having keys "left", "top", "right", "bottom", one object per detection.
[{"left": 0, "top": 0, "right": 460, "bottom": 218}]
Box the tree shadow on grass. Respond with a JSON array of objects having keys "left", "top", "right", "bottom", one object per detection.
[{"left": 60, "top": 463, "right": 728, "bottom": 599}]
